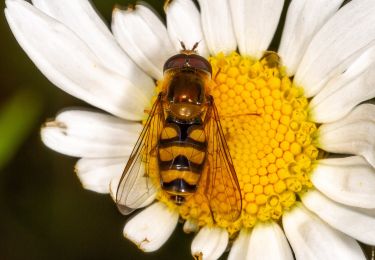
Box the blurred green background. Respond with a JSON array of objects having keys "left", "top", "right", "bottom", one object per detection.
[
  {"left": 0, "top": 1, "right": 193, "bottom": 259},
  {"left": 0, "top": 0, "right": 373, "bottom": 260}
]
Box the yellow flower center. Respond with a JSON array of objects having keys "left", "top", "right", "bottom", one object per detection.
[{"left": 152, "top": 51, "right": 320, "bottom": 235}]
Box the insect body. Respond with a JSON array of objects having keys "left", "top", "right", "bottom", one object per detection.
[{"left": 116, "top": 45, "right": 242, "bottom": 222}]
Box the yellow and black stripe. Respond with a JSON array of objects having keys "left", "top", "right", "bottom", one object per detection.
[{"left": 158, "top": 116, "right": 206, "bottom": 204}]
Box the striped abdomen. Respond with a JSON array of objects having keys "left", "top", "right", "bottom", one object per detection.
[{"left": 158, "top": 117, "right": 206, "bottom": 204}]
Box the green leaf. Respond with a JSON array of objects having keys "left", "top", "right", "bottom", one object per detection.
[{"left": 0, "top": 89, "right": 43, "bottom": 169}]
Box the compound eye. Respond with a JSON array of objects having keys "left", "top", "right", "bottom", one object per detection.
[
  {"left": 187, "top": 54, "right": 212, "bottom": 75},
  {"left": 163, "top": 54, "right": 187, "bottom": 72},
  {"left": 163, "top": 54, "right": 212, "bottom": 75}
]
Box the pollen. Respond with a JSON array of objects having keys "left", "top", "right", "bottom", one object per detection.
[
  {"left": 205, "top": 51, "right": 319, "bottom": 231},
  {"left": 196, "top": 52, "right": 317, "bottom": 231},
  {"left": 151, "top": 51, "right": 320, "bottom": 235}
]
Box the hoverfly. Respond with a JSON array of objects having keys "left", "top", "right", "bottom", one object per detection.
[{"left": 116, "top": 43, "right": 242, "bottom": 222}]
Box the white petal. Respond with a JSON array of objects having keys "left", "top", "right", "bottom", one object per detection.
[
  {"left": 302, "top": 190, "right": 375, "bottom": 245},
  {"left": 312, "top": 155, "right": 366, "bottom": 167},
  {"left": 248, "top": 222, "right": 293, "bottom": 260},
  {"left": 228, "top": 229, "right": 250, "bottom": 260},
  {"left": 5, "top": 0, "right": 151, "bottom": 120},
  {"left": 183, "top": 219, "right": 199, "bottom": 234},
  {"left": 312, "top": 156, "right": 375, "bottom": 208},
  {"left": 230, "top": 0, "right": 284, "bottom": 59},
  {"left": 294, "top": 0, "right": 375, "bottom": 97},
  {"left": 310, "top": 44, "right": 375, "bottom": 123},
  {"left": 123, "top": 202, "right": 178, "bottom": 252},
  {"left": 41, "top": 109, "right": 141, "bottom": 157},
  {"left": 109, "top": 175, "right": 120, "bottom": 201},
  {"left": 191, "top": 226, "right": 228, "bottom": 260},
  {"left": 318, "top": 104, "right": 375, "bottom": 167},
  {"left": 165, "top": 0, "right": 209, "bottom": 57},
  {"left": 31, "top": 0, "right": 154, "bottom": 90},
  {"left": 112, "top": 4, "right": 176, "bottom": 80},
  {"left": 283, "top": 203, "right": 366, "bottom": 260},
  {"left": 75, "top": 158, "right": 126, "bottom": 193},
  {"left": 198, "top": 0, "right": 236, "bottom": 55},
  {"left": 278, "top": 0, "right": 344, "bottom": 75}
]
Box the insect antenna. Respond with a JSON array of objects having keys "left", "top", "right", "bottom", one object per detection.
[
  {"left": 179, "top": 40, "right": 187, "bottom": 51},
  {"left": 179, "top": 41, "right": 201, "bottom": 54},
  {"left": 192, "top": 41, "right": 200, "bottom": 51}
]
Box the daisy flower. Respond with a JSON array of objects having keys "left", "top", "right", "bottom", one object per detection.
[{"left": 5, "top": 0, "right": 375, "bottom": 259}]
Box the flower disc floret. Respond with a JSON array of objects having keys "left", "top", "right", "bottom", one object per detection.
[{"left": 153, "top": 52, "right": 319, "bottom": 234}]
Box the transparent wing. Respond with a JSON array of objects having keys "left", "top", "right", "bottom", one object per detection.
[
  {"left": 116, "top": 94, "right": 164, "bottom": 215},
  {"left": 202, "top": 96, "right": 242, "bottom": 222}
]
